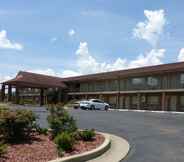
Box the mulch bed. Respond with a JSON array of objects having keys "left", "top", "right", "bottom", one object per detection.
[{"left": 0, "top": 133, "right": 104, "bottom": 162}]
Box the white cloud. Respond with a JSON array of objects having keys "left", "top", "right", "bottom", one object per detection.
[
  {"left": 68, "top": 29, "right": 75, "bottom": 37},
  {"left": 0, "top": 75, "right": 12, "bottom": 83},
  {"left": 28, "top": 68, "right": 60, "bottom": 77},
  {"left": 28, "top": 68, "right": 80, "bottom": 78},
  {"left": 50, "top": 37, "right": 57, "bottom": 43},
  {"left": 75, "top": 42, "right": 126, "bottom": 74},
  {"left": 177, "top": 48, "right": 184, "bottom": 62},
  {"left": 0, "top": 75, "right": 16, "bottom": 91},
  {"left": 1, "top": 42, "right": 165, "bottom": 79},
  {"left": 62, "top": 41, "right": 165, "bottom": 76},
  {"left": 62, "top": 70, "right": 81, "bottom": 77},
  {"left": 0, "top": 30, "right": 23, "bottom": 50},
  {"left": 129, "top": 49, "right": 165, "bottom": 68},
  {"left": 0, "top": 39, "right": 165, "bottom": 81},
  {"left": 76, "top": 42, "right": 100, "bottom": 74},
  {"left": 0, "top": 75, "right": 13, "bottom": 89},
  {"left": 133, "top": 9, "right": 166, "bottom": 47},
  {"left": 104, "top": 58, "right": 127, "bottom": 71}
]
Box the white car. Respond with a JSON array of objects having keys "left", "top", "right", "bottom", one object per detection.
[{"left": 80, "top": 99, "right": 110, "bottom": 110}]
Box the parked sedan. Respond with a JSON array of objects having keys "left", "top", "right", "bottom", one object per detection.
[
  {"left": 72, "top": 101, "right": 81, "bottom": 109},
  {"left": 80, "top": 99, "right": 110, "bottom": 110}
]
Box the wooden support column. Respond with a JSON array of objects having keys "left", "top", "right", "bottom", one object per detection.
[
  {"left": 129, "top": 95, "right": 132, "bottom": 109},
  {"left": 117, "top": 93, "right": 120, "bottom": 109},
  {"left": 117, "top": 76, "right": 120, "bottom": 109},
  {"left": 44, "top": 89, "right": 47, "bottom": 105},
  {"left": 122, "top": 95, "right": 125, "bottom": 109},
  {"left": 8, "top": 85, "right": 12, "bottom": 102},
  {"left": 161, "top": 92, "right": 166, "bottom": 111},
  {"left": 65, "top": 91, "right": 69, "bottom": 102},
  {"left": 137, "top": 93, "right": 141, "bottom": 110},
  {"left": 63, "top": 90, "right": 68, "bottom": 103},
  {"left": 85, "top": 94, "right": 88, "bottom": 99},
  {"left": 105, "top": 95, "right": 108, "bottom": 103},
  {"left": 145, "top": 94, "right": 148, "bottom": 110},
  {"left": 176, "top": 94, "right": 180, "bottom": 112},
  {"left": 58, "top": 88, "right": 62, "bottom": 103},
  {"left": 1, "top": 84, "right": 5, "bottom": 102},
  {"left": 15, "top": 87, "right": 20, "bottom": 104},
  {"left": 40, "top": 89, "right": 44, "bottom": 106}
]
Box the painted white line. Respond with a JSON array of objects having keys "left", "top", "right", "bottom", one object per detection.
[{"left": 109, "top": 109, "right": 184, "bottom": 114}]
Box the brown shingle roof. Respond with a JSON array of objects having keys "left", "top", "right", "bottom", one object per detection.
[
  {"left": 3, "top": 71, "right": 67, "bottom": 88},
  {"left": 62, "top": 62, "right": 184, "bottom": 82},
  {"left": 3, "top": 62, "right": 184, "bottom": 86}
]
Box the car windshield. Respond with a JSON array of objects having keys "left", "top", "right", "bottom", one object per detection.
[{"left": 91, "top": 99, "right": 103, "bottom": 103}]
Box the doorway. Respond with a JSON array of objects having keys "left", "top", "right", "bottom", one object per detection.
[{"left": 168, "top": 95, "right": 177, "bottom": 111}]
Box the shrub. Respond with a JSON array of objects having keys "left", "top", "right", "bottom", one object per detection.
[
  {"left": 19, "top": 98, "right": 37, "bottom": 105},
  {"left": 47, "top": 104, "right": 77, "bottom": 137},
  {"left": 72, "top": 130, "right": 82, "bottom": 140},
  {"left": 0, "top": 108, "right": 36, "bottom": 142},
  {"left": 54, "top": 132, "right": 75, "bottom": 153},
  {"left": 37, "top": 127, "right": 48, "bottom": 135},
  {"left": 0, "top": 142, "right": 7, "bottom": 156},
  {"left": 0, "top": 105, "right": 8, "bottom": 111},
  {"left": 19, "top": 99, "right": 25, "bottom": 105},
  {"left": 0, "top": 107, "right": 8, "bottom": 140},
  {"left": 80, "top": 129, "right": 96, "bottom": 141},
  {"left": 32, "top": 122, "right": 48, "bottom": 135}
]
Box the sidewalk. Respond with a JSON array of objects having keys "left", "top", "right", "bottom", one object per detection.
[{"left": 88, "top": 134, "right": 130, "bottom": 162}]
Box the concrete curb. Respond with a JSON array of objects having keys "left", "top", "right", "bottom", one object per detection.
[
  {"left": 109, "top": 108, "right": 184, "bottom": 115},
  {"left": 88, "top": 134, "right": 130, "bottom": 162},
  {"left": 49, "top": 132, "right": 111, "bottom": 162}
]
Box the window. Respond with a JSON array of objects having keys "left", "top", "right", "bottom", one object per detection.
[
  {"left": 80, "top": 83, "right": 88, "bottom": 92},
  {"left": 180, "top": 96, "right": 184, "bottom": 106},
  {"left": 92, "top": 99, "right": 103, "bottom": 103},
  {"left": 35, "top": 89, "right": 39, "bottom": 92},
  {"left": 95, "top": 82, "right": 105, "bottom": 91},
  {"left": 88, "top": 83, "right": 95, "bottom": 92},
  {"left": 141, "top": 95, "right": 146, "bottom": 103},
  {"left": 180, "top": 74, "right": 184, "bottom": 84},
  {"left": 108, "top": 80, "right": 118, "bottom": 91},
  {"left": 132, "top": 96, "right": 138, "bottom": 105},
  {"left": 147, "top": 77, "right": 158, "bottom": 86},
  {"left": 132, "top": 78, "right": 144, "bottom": 85},
  {"left": 147, "top": 96, "right": 159, "bottom": 105},
  {"left": 92, "top": 100, "right": 98, "bottom": 103}
]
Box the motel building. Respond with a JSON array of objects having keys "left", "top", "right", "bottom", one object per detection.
[{"left": 1, "top": 62, "right": 184, "bottom": 111}]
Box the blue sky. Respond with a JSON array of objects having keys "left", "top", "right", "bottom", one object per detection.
[{"left": 0, "top": 0, "right": 184, "bottom": 81}]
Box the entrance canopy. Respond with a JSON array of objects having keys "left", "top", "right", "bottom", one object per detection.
[
  {"left": 1, "top": 71, "right": 67, "bottom": 105},
  {"left": 2, "top": 71, "right": 67, "bottom": 89}
]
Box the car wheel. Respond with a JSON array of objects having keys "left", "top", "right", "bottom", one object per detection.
[
  {"left": 105, "top": 106, "right": 109, "bottom": 111},
  {"left": 81, "top": 106, "right": 86, "bottom": 110},
  {"left": 90, "top": 105, "right": 95, "bottom": 110}
]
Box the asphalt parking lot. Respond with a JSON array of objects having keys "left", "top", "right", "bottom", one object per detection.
[
  {"left": 69, "top": 109, "right": 184, "bottom": 162},
  {"left": 14, "top": 105, "right": 184, "bottom": 162}
]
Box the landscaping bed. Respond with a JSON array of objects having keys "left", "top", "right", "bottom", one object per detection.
[
  {"left": 0, "top": 133, "right": 104, "bottom": 162},
  {"left": 0, "top": 104, "right": 105, "bottom": 162}
]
